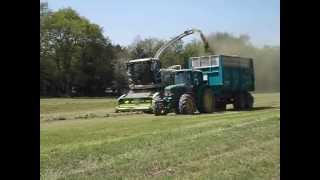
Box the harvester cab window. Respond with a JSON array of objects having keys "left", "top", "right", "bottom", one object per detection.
[
  {"left": 151, "top": 60, "right": 160, "bottom": 71},
  {"left": 127, "top": 61, "right": 153, "bottom": 85}
]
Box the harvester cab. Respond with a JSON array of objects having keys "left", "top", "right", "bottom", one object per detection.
[{"left": 126, "top": 58, "right": 161, "bottom": 88}]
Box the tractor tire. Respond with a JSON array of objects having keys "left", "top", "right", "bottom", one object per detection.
[
  {"left": 199, "top": 88, "right": 214, "bottom": 113},
  {"left": 233, "top": 93, "right": 246, "bottom": 110},
  {"left": 244, "top": 92, "right": 254, "bottom": 109},
  {"left": 215, "top": 102, "right": 226, "bottom": 111},
  {"left": 179, "top": 94, "right": 196, "bottom": 114}
]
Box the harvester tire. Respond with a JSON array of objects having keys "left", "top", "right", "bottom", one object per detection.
[
  {"left": 244, "top": 92, "right": 254, "bottom": 109},
  {"left": 154, "top": 104, "right": 162, "bottom": 116},
  {"left": 179, "top": 94, "right": 196, "bottom": 114},
  {"left": 233, "top": 93, "right": 246, "bottom": 110},
  {"left": 152, "top": 94, "right": 164, "bottom": 116},
  {"left": 199, "top": 88, "right": 214, "bottom": 113}
]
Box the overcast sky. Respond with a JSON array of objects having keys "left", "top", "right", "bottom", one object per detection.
[{"left": 44, "top": 0, "right": 280, "bottom": 47}]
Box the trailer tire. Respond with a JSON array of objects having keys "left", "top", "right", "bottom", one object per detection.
[
  {"left": 215, "top": 102, "right": 226, "bottom": 111},
  {"left": 199, "top": 88, "right": 214, "bottom": 113},
  {"left": 233, "top": 93, "right": 246, "bottom": 110},
  {"left": 179, "top": 94, "right": 196, "bottom": 114},
  {"left": 245, "top": 92, "right": 254, "bottom": 109}
]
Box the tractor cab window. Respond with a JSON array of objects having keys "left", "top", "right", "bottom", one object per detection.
[
  {"left": 161, "top": 69, "right": 175, "bottom": 86},
  {"left": 175, "top": 71, "right": 192, "bottom": 85}
]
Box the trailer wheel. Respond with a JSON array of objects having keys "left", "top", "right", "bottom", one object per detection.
[
  {"left": 215, "top": 102, "right": 226, "bottom": 111},
  {"left": 233, "top": 93, "right": 246, "bottom": 110},
  {"left": 199, "top": 88, "right": 214, "bottom": 113},
  {"left": 179, "top": 94, "right": 196, "bottom": 114},
  {"left": 245, "top": 92, "right": 254, "bottom": 109}
]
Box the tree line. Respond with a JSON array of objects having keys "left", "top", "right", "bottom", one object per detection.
[{"left": 40, "top": 3, "right": 279, "bottom": 97}]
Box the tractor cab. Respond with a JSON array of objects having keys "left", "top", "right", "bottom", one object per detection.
[
  {"left": 163, "top": 69, "right": 204, "bottom": 96},
  {"left": 174, "top": 70, "right": 203, "bottom": 87},
  {"left": 163, "top": 69, "right": 204, "bottom": 97},
  {"left": 153, "top": 68, "right": 213, "bottom": 115}
]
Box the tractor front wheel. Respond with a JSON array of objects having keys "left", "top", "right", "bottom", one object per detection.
[{"left": 179, "top": 94, "right": 196, "bottom": 114}]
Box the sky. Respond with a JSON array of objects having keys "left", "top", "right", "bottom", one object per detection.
[{"left": 43, "top": 0, "right": 280, "bottom": 47}]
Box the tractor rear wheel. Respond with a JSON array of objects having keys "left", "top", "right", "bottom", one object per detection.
[
  {"left": 233, "top": 93, "right": 246, "bottom": 110},
  {"left": 179, "top": 94, "right": 196, "bottom": 114},
  {"left": 199, "top": 88, "right": 214, "bottom": 113}
]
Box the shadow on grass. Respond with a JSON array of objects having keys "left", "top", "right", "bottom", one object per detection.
[
  {"left": 227, "top": 106, "right": 278, "bottom": 112},
  {"left": 165, "top": 106, "right": 278, "bottom": 116}
]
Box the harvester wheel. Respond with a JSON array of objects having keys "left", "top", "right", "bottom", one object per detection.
[
  {"left": 179, "top": 94, "right": 196, "bottom": 114},
  {"left": 154, "top": 103, "right": 162, "bottom": 116},
  {"left": 244, "top": 92, "right": 254, "bottom": 109},
  {"left": 199, "top": 88, "right": 214, "bottom": 113},
  {"left": 233, "top": 93, "right": 246, "bottom": 110},
  {"left": 152, "top": 94, "right": 166, "bottom": 116}
]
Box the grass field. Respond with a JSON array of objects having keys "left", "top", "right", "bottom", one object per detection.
[{"left": 40, "top": 93, "right": 280, "bottom": 180}]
